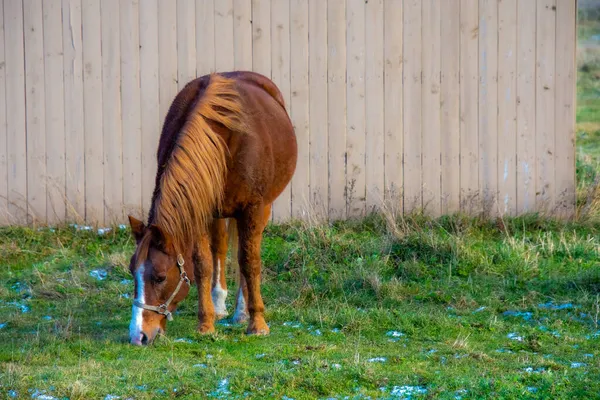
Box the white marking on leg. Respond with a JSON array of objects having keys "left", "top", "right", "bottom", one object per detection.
[
  {"left": 232, "top": 286, "right": 248, "bottom": 323},
  {"left": 212, "top": 259, "right": 228, "bottom": 317},
  {"left": 129, "top": 263, "right": 145, "bottom": 343}
]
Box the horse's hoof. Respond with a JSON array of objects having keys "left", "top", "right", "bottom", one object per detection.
[
  {"left": 246, "top": 319, "right": 270, "bottom": 336},
  {"left": 197, "top": 324, "right": 216, "bottom": 334},
  {"left": 215, "top": 312, "right": 229, "bottom": 320},
  {"left": 232, "top": 311, "right": 249, "bottom": 324}
]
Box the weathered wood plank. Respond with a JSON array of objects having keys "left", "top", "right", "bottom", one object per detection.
[
  {"left": 365, "top": 0, "right": 384, "bottom": 214},
  {"left": 460, "top": 0, "right": 479, "bottom": 213},
  {"left": 214, "top": 0, "right": 234, "bottom": 72},
  {"left": 0, "top": 0, "right": 6, "bottom": 224},
  {"left": 290, "top": 0, "right": 310, "bottom": 219},
  {"left": 383, "top": 0, "right": 403, "bottom": 212},
  {"left": 24, "top": 0, "right": 47, "bottom": 224},
  {"left": 440, "top": 0, "right": 460, "bottom": 215},
  {"left": 271, "top": 0, "right": 292, "bottom": 221},
  {"left": 328, "top": 0, "right": 346, "bottom": 221},
  {"left": 140, "top": 0, "right": 160, "bottom": 218},
  {"left": 516, "top": 0, "right": 536, "bottom": 214},
  {"left": 82, "top": 0, "right": 104, "bottom": 224},
  {"left": 535, "top": 0, "right": 556, "bottom": 212},
  {"left": 403, "top": 0, "right": 422, "bottom": 213},
  {"left": 101, "top": 0, "right": 123, "bottom": 224},
  {"left": 159, "top": 0, "right": 178, "bottom": 122},
  {"left": 309, "top": 0, "right": 328, "bottom": 219},
  {"left": 233, "top": 0, "right": 252, "bottom": 71},
  {"left": 196, "top": 0, "right": 215, "bottom": 76},
  {"left": 63, "top": 0, "right": 85, "bottom": 222},
  {"left": 478, "top": 0, "right": 498, "bottom": 216},
  {"left": 252, "top": 0, "right": 271, "bottom": 77},
  {"left": 422, "top": 0, "right": 441, "bottom": 216},
  {"left": 555, "top": 0, "right": 576, "bottom": 218},
  {"left": 121, "top": 0, "right": 142, "bottom": 218},
  {"left": 177, "top": 0, "right": 196, "bottom": 87},
  {"left": 497, "top": 0, "right": 517, "bottom": 216}
]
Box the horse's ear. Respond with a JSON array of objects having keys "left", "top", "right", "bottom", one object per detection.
[
  {"left": 148, "top": 224, "right": 174, "bottom": 254},
  {"left": 128, "top": 215, "right": 145, "bottom": 243}
]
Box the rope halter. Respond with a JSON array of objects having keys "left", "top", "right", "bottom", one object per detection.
[{"left": 133, "top": 254, "right": 190, "bottom": 321}]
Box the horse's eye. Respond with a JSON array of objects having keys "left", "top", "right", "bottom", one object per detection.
[{"left": 153, "top": 276, "right": 166, "bottom": 284}]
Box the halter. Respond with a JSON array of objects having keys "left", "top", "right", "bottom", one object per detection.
[{"left": 133, "top": 254, "right": 190, "bottom": 321}]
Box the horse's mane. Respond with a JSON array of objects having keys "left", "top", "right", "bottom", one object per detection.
[{"left": 149, "top": 74, "right": 248, "bottom": 255}]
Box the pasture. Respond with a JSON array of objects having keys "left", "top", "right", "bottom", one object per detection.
[
  {"left": 1, "top": 4, "right": 600, "bottom": 400},
  {"left": 1, "top": 213, "right": 600, "bottom": 399}
]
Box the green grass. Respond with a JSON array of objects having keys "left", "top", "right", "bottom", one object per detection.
[{"left": 1, "top": 215, "right": 600, "bottom": 399}]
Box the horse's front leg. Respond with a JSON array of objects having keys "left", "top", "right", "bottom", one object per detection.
[
  {"left": 237, "top": 204, "right": 272, "bottom": 335},
  {"left": 194, "top": 234, "right": 216, "bottom": 333}
]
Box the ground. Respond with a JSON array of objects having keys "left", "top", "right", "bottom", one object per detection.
[{"left": 2, "top": 9, "right": 600, "bottom": 400}]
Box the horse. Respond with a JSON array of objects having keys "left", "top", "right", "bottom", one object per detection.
[{"left": 126, "top": 71, "right": 297, "bottom": 345}]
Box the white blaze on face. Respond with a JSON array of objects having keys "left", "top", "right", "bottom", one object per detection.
[
  {"left": 212, "top": 259, "right": 228, "bottom": 317},
  {"left": 129, "top": 262, "right": 146, "bottom": 342}
]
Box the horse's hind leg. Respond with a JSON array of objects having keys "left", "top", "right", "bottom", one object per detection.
[
  {"left": 194, "top": 233, "right": 216, "bottom": 334},
  {"left": 210, "top": 218, "right": 229, "bottom": 319},
  {"left": 235, "top": 203, "right": 272, "bottom": 335}
]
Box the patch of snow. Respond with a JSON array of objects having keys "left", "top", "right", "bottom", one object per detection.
[
  {"left": 119, "top": 224, "right": 127, "bottom": 230},
  {"left": 0, "top": 323, "right": 6, "bottom": 329},
  {"left": 523, "top": 367, "right": 545, "bottom": 374},
  {"left": 209, "top": 378, "right": 231, "bottom": 398},
  {"left": 42, "top": 316, "right": 52, "bottom": 321},
  {"left": 120, "top": 279, "right": 132, "bottom": 285},
  {"left": 507, "top": 332, "right": 524, "bottom": 341},
  {"left": 331, "top": 328, "right": 341, "bottom": 333},
  {"left": 30, "top": 390, "right": 58, "bottom": 400},
  {"left": 538, "top": 301, "right": 576, "bottom": 310},
  {"left": 8, "top": 390, "right": 17, "bottom": 398},
  {"left": 89, "top": 269, "right": 107, "bottom": 281},
  {"left": 503, "top": 310, "right": 533, "bottom": 321},
  {"left": 255, "top": 353, "right": 266, "bottom": 359},
  {"left": 367, "top": 357, "right": 387, "bottom": 363},
  {"left": 193, "top": 363, "right": 208, "bottom": 368},
  {"left": 282, "top": 396, "right": 295, "bottom": 400},
  {"left": 120, "top": 293, "right": 130, "bottom": 299},
  {"left": 8, "top": 301, "right": 30, "bottom": 313},
  {"left": 331, "top": 363, "right": 342, "bottom": 369},
  {"left": 283, "top": 321, "right": 302, "bottom": 328},
  {"left": 312, "top": 329, "right": 322, "bottom": 336},
  {"left": 454, "top": 389, "right": 468, "bottom": 399},
  {"left": 583, "top": 353, "right": 594, "bottom": 358},
  {"left": 174, "top": 338, "right": 194, "bottom": 343},
  {"left": 383, "top": 385, "right": 427, "bottom": 398},
  {"left": 495, "top": 348, "right": 514, "bottom": 354},
  {"left": 97, "top": 228, "right": 111, "bottom": 235},
  {"left": 70, "top": 224, "right": 93, "bottom": 231},
  {"left": 104, "top": 395, "right": 120, "bottom": 400},
  {"left": 526, "top": 387, "right": 538, "bottom": 393},
  {"left": 206, "top": 354, "right": 214, "bottom": 359},
  {"left": 571, "top": 362, "right": 586, "bottom": 368},
  {"left": 386, "top": 330, "right": 405, "bottom": 337},
  {"left": 473, "top": 306, "right": 486, "bottom": 313},
  {"left": 135, "top": 385, "right": 147, "bottom": 391}
]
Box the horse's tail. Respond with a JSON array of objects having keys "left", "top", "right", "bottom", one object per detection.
[
  {"left": 226, "top": 218, "right": 239, "bottom": 282},
  {"left": 154, "top": 74, "right": 247, "bottom": 254}
]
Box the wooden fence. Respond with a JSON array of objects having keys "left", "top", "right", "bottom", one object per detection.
[{"left": 0, "top": 0, "right": 577, "bottom": 226}]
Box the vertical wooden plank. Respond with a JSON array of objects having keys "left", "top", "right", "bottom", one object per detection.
[
  {"left": 309, "top": 0, "right": 327, "bottom": 219},
  {"left": 516, "top": 0, "right": 536, "bottom": 214},
  {"left": 140, "top": 0, "right": 160, "bottom": 218},
  {"left": 346, "top": 0, "right": 366, "bottom": 218},
  {"left": 252, "top": 0, "right": 271, "bottom": 77},
  {"left": 0, "top": 1, "right": 7, "bottom": 224},
  {"left": 43, "top": 0, "right": 66, "bottom": 224},
  {"left": 327, "top": 0, "right": 346, "bottom": 221},
  {"left": 421, "top": 0, "right": 441, "bottom": 216},
  {"left": 196, "top": 0, "right": 215, "bottom": 76},
  {"left": 215, "top": 0, "right": 234, "bottom": 72},
  {"left": 555, "top": 0, "right": 576, "bottom": 218},
  {"left": 365, "top": 0, "right": 384, "bottom": 214},
  {"left": 177, "top": 0, "right": 196, "bottom": 88},
  {"left": 159, "top": 0, "right": 178, "bottom": 121},
  {"left": 535, "top": 0, "right": 556, "bottom": 212},
  {"left": 101, "top": 0, "right": 122, "bottom": 224},
  {"left": 121, "top": 0, "right": 142, "bottom": 218},
  {"left": 24, "top": 0, "right": 46, "bottom": 224},
  {"left": 233, "top": 0, "right": 252, "bottom": 70},
  {"left": 459, "top": 0, "right": 479, "bottom": 213},
  {"left": 82, "top": 0, "right": 103, "bottom": 224},
  {"left": 271, "top": 0, "right": 291, "bottom": 221},
  {"left": 290, "top": 0, "right": 309, "bottom": 219},
  {"left": 383, "top": 0, "right": 403, "bottom": 212},
  {"left": 63, "top": 0, "right": 85, "bottom": 222},
  {"left": 497, "top": 0, "right": 517, "bottom": 216},
  {"left": 478, "top": 0, "right": 498, "bottom": 216},
  {"left": 5, "top": 0, "right": 27, "bottom": 224},
  {"left": 402, "top": 0, "right": 421, "bottom": 214},
  {"left": 440, "top": 0, "right": 460, "bottom": 215}
]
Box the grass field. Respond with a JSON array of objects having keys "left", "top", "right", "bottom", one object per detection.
[{"left": 1, "top": 9, "right": 600, "bottom": 400}]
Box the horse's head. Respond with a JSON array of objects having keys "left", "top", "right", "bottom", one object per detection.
[{"left": 127, "top": 215, "right": 193, "bottom": 346}]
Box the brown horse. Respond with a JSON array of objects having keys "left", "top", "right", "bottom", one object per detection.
[{"left": 127, "top": 71, "right": 297, "bottom": 345}]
